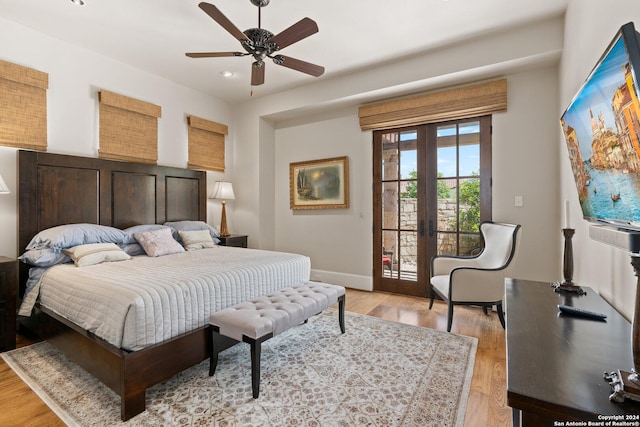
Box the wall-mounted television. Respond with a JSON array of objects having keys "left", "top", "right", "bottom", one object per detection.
[{"left": 561, "top": 22, "right": 640, "bottom": 231}]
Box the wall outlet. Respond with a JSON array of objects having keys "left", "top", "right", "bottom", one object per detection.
[{"left": 515, "top": 195, "right": 524, "bottom": 207}]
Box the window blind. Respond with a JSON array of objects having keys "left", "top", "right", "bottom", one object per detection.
[
  {"left": 187, "top": 115, "right": 228, "bottom": 172},
  {"left": 358, "top": 79, "right": 507, "bottom": 131},
  {"left": 0, "top": 60, "right": 49, "bottom": 151},
  {"left": 98, "top": 90, "right": 162, "bottom": 164}
]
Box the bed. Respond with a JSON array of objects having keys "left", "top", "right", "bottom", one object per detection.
[{"left": 16, "top": 150, "right": 310, "bottom": 420}]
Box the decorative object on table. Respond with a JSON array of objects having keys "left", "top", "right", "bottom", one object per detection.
[
  {"left": 186, "top": 1, "right": 324, "bottom": 87},
  {"left": 553, "top": 228, "right": 586, "bottom": 295},
  {"left": 0, "top": 173, "right": 10, "bottom": 194},
  {"left": 553, "top": 201, "right": 585, "bottom": 294},
  {"left": 603, "top": 255, "right": 640, "bottom": 404},
  {"left": 2, "top": 310, "right": 477, "bottom": 427},
  {"left": 289, "top": 156, "right": 349, "bottom": 210},
  {"left": 210, "top": 180, "right": 235, "bottom": 236}
]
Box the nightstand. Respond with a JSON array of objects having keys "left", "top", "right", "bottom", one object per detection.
[
  {"left": 218, "top": 234, "right": 248, "bottom": 248},
  {"left": 0, "top": 257, "right": 17, "bottom": 352}
]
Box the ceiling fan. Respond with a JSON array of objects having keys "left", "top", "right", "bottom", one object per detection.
[{"left": 186, "top": 0, "right": 325, "bottom": 86}]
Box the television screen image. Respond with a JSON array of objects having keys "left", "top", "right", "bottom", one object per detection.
[{"left": 561, "top": 22, "right": 640, "bottom": 229}]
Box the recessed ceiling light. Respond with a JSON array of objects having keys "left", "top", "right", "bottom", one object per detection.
[
  {"left": 221, "top": 71, "right": 234, "bottom": 78},
  {"left": 70, "top": 0, "right": 85, "bottom": 5}
]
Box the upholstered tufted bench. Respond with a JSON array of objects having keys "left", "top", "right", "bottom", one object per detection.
[{"left": 208, "top": 281, "right": 346, "bottom": 398}]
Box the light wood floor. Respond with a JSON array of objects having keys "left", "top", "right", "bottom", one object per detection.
[{"left": 0, "top": 289, "right": 511, "bottom": 426}]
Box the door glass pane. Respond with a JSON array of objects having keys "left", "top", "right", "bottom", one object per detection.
[
  {"left": 382, "top": 132, "right": 399, "bottom": 181},
  {"left": 382, "top": 230, "right": 398, "bottom": 278},
  {"left": 460, "top": 233, "right": 482, "bottom": 256},
  {"left": 437, "top": 176, "right": 457, "bottom": 232},
  {"left": 400, "top": 131, "right": 417, "bottom": 180},
  {"left": 459, "top": 177, "right": 480, "bottom": 233},
  {"left": 459, "top": 121, "right": 480, "bottom": 176},
  {"left": 437, "top": 125, "right": 457, "bottom": 178},
  {"left": 399, "top": 231, "right": 418, "bottom": 281},
  {"left": 437, "top": 231, "right": 457, "bottom": 256},
  {"left": 382, "top": 182, "right": 398, "bottom": 229}
]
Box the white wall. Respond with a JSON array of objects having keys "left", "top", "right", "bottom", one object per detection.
[
  {"left": 560, "top": 0, "right": 640, "bottom": 319},
  {"left": 492, "top": 67, "right": 561, "bottom": 282},
  {"left": 0, "top": 18, "right": 234, "bottom": 258},
  {"left": 274, "top": 110, "right": 373, "bottom": 290}
]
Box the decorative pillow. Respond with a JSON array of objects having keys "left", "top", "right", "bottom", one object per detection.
[
  {"left": 26, "top": 224, "right": 127, "bottom": 251},
  {"left": 163, "top": 220, "right": 221, "bottom": 244},
  {"left": 134, "top": 228, "right": 185, "bottom": 257},
  {"left": 122, "top": 224, "right": 172, "bottom": 245},
  {"left": 64, "top": 243, "right": 131, "bottom": 267},
  {"left": 19, "top": 248, "right": 71, "bottom": 267},
  {"left": 178, "top": 230, "right": 216, "bottom": 251},
  {"left": 120, "top": 243, "right": 146, "bottom": 256}
]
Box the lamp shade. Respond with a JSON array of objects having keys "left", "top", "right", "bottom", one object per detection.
[
  {"left": 0, "top": 174, "right": 10, "bottom": 194},
  {"left": 210, "top": 181, "right": 235, "bottom": 200}
]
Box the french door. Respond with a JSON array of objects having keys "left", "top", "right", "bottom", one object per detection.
[{"left": 372, "top": 116, "right": 492, "bottom": 297}]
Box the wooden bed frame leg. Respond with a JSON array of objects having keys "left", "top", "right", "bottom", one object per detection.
[
  {"left": 209, "top": 326, "right": 221, "bottom": 376},
  {"left": 122, "top": 390, "right": 145, "bottom": 421}
]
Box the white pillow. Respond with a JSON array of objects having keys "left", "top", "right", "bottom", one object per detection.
[
  {"left": 134, "top": 228, "right": 185, "bottom": 257},
  {"left": 178, "top": 230, "right": 216, "bottom": 251},
  {"left": 64, "top": 243, "right": 131, "bottom": 267}
]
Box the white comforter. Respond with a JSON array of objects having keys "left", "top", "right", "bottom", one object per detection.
[{"left": 20, "top": 246, "right": 310, "bottom": 351}]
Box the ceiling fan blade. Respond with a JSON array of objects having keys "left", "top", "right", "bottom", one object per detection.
[
  {"left": 251, "top": 62, "right": 265, "bottom": 86},
  {"left": 185, "top": 52, "right": 243, "bottom": 58},
  {"left": 274, "top": 55, "right": 325, "bottom": 77},
  {"left": 199, "top": 2, "right": 249, "bottom": 42},
  {"left": 267, "top": 17, "right": 318, "bottom": 50}
]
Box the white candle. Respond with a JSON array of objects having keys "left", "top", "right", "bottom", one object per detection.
[{"left": 565, "top": 200, "right": 571, "bottom": 229}]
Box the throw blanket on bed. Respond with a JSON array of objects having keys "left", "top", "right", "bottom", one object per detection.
[{"left": 19, "top": 246, "right": 310, "bottom": 351}]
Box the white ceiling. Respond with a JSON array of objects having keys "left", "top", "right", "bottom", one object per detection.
[{"left": 0, "top": 0, "right": 568, "bottom": 105}]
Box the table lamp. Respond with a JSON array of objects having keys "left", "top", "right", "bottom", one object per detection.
[{"left": 210, "top": 181, "right": 235, "bottom": 237}]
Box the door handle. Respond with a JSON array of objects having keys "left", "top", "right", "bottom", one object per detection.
[
  {"left": 429, "top": 219, "right": 434, "bottom": 237},
  {"left": 419, "top": 220, "right": 425, "bottom": 237}
]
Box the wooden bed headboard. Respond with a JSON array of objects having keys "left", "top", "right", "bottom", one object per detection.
[{"left": 17, "top": 150, "right": 207, "bottom": 292}]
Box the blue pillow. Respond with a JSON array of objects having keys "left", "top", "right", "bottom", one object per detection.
[
  {"left": 163, "top": 220, "right": 221, "bottom": 244},
  {"left": 19, "top": 248, "right": 71, "bottom": 267},
  {"left": 120, "top": 243, "right": 146, "bottom": 256},
  {"left": 25, "top": 223, "right": 128, "bottom": 251}
]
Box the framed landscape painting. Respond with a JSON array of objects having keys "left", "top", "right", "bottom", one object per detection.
[{"left": 290, "top": 156, "right": 349, "bottom": 210}]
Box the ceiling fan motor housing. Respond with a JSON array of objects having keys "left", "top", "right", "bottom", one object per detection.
[
  {"left": 242, "top": 28, "right": 277, "bottom": 61},
  {"left": 250, "top": 0, "right": 270, "bottom": 7}
]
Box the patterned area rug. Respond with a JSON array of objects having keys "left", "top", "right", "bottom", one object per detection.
[{"left": 2, "top": 309, "right": 477, "bottom": 426}]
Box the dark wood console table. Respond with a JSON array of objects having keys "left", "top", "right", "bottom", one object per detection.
[{"left": 505, "top": 278, "right": 640, "bottom": 426}]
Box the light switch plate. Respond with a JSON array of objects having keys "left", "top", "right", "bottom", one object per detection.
[{"left": 515, "top": 195, "right": 523, "bottom": 207}]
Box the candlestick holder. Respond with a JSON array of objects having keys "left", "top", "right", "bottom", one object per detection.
[{"left": 554, "top": 228, "right": 585, "bottom": 295}]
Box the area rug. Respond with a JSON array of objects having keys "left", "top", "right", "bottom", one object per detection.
[{"left": 2, "top": 309, "right": 477, "bottom": 426}]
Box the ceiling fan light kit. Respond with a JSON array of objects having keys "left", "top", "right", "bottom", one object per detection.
[{"left": 186, "top": 1, "right": 325, "bottom": 86}]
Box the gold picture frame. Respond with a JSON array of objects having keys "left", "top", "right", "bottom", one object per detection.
[{"left": 289, "top": 156, "right": 349, "bottom": 210}]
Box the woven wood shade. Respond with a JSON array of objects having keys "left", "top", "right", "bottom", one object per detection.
[
  {"left": 0, "top": 60, "right": 49, "bottom": 151},
  {"left": 358, "top": 79, "right": 507, "bottom": 131},
  {"left": 98, "top": 90, "right": 162, "bottom": 164},
  {"left": 187, "top": 115, "right": 228, "bottom": 172}
]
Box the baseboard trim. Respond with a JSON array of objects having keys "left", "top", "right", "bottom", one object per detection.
[{"left": 310, "top": 269, "right": 373, "bottom": 292}]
